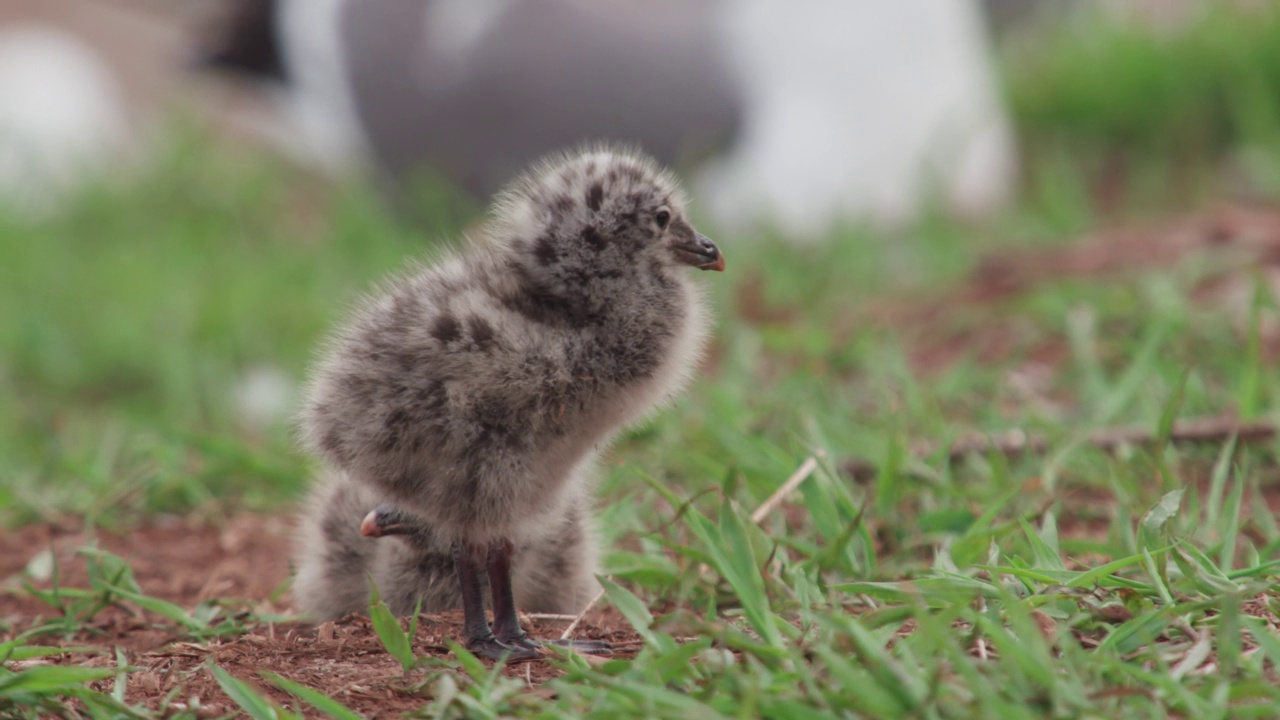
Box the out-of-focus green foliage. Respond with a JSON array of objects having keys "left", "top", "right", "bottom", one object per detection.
[{"left": 1005, "top": 5, "right": 1280, "bottom": 158}]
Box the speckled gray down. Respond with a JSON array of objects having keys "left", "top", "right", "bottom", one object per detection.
[{"left": 292, "top": 147, "right": 719, "bottom": 620}]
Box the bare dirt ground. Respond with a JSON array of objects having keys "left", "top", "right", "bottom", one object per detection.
[
  {"left": 864, "top": 202, "right": 1280, "bottom": 374},
  {"left": 0, "top": 516, "right": 639, "bottom": 716},
  {"left": 7, "top": 203, "right": 1280, "bottom": 715},
  {"left": 3, "top": 484, "right": 1274, "bottom": 715}
]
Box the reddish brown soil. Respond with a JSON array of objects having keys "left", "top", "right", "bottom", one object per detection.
[
  {"left": 8, "top": 204, "right": 1280, "bottom": 715},
  {"left": 862, "top": 203, "right": 1280, "bottom": 373},
  {"left": 0, "top": 517, "right": 639, "bottom": 717}
]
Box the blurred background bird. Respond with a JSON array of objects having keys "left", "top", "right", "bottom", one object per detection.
[{"left": 0, "top": 0, "right": 1022, "bottom": 236}]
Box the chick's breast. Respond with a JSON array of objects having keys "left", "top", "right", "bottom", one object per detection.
[{"left": 302, "top": 268, "right": 605, "bottom": 541}]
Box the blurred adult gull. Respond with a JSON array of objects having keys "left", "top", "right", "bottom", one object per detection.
[{"left": 207, "top": 0, "right": 1015, "bottom": 237}]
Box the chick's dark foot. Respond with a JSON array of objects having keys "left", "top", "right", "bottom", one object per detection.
[
  {"left": 495, "top": 628, "right": 612, "bottom": 656},
  {"left": 466, "top": 633, "right": 542, "bottom": 662},
  {"left": 542, "top": 638, "right": 613, "bottom": 656}
]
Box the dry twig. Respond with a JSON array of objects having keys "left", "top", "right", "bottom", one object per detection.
[
  {"left": 563, "top": 451, "right": 829, "bottom": 640},
  {"left": 751, "top": 450, "right": 826, "bottom": 524},
  {"left": 841, "top": 416, "right": 1276, "bottom": 480},
  {"left": 560, "top": 586, "right": 608, "bottom": 641}
]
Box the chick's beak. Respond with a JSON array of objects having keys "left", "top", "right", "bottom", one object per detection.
[{"left": 673, "top": 232, "right": 725, "bottom": 272}]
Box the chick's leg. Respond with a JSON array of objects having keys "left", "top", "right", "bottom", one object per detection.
[
  {"left": 488, "top": 540, "right": 613, "bottom": 656},
  {"left": 487, "top": 539, "right": 538, "bottom": 651},
  {"left": 455, "top": 542, "right": 539, "bottom": 662},
  {"left": 365, "top": 507, "right": 609, "bottom": 657},
  {"left": 453, "top": 540, "right": 537, "bottom": 661}
]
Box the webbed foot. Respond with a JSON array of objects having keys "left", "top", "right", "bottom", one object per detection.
[{"left": 465, "top": 632, "right": 542, "bottom": 662}]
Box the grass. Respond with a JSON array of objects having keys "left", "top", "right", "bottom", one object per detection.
[
  {"left": 1005, "top": 4, "right": 1280, "bottom": 184},
  {"left": 5, "top": 9, "right": 1280, "bottom": 718}
]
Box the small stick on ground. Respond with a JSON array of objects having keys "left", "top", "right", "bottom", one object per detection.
[
  {"left": 841, "top": 416, "right": 1276, "bottom": 479},
  {"left": 560, "top": 586, "right": 608, "bottom": 641},
  {"left": 1083, "top": 416, "right": 1275, "bottom": 452},
  {"left": 751, "top": 450, "right": 827, "bottom": 524},
  {"left": 526, "top": 613, "right": 578, "bottom": 621},
  {"left": 563, "top": 451, "right": 829, "bottom": 640}
]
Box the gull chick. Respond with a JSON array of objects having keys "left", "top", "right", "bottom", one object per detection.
[
  {"left": 293, "top": 467, "right": 599, "bottom": 624},
  {"left": 294, "top": 147, "right": 724, "bottom": 660}
]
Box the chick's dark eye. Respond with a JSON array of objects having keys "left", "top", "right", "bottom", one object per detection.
[{"left": 655, "top": 209, "right": 671, "bottom": 229}]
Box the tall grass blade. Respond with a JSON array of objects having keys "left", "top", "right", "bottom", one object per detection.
[{"left": 367, "top": 579, "right": 415, "bottom": 671}]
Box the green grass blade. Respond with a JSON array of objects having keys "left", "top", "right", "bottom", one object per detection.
[
  {"left": 685, "top": 504, "right": 783, "bottom": 647},
  {"left": 1020, "top": 517, "right": 1065, "bottom": 571},
  {"left": 598, "top": 576, "right": 656, "bottom": 646},
  {"left": 366, "top": 578, "right": 414, "bottom": 671},
  {"left": 1140, "top": 488, "right": 1184, "bottom": 537},
  {"left": 111, "top": 647, "right": 128, "bottom": 703},
  {"left": 1217, "top": 462, "right": 1246, "bottom": 573},
  {"left": 447, "top": 640, "right": 493, "bottom": 682},
  {"left": 263, "top": 672, "right": 364, "bottom": 720},
  {"left": 0, "top": 666, "right": 117, "bottom": 695},
  {"left": 210, "top": 662, "right": 299, "bottom": 720},
  {"left": 1065, "top": 547, "right": 1172, "bottom": 588}
]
